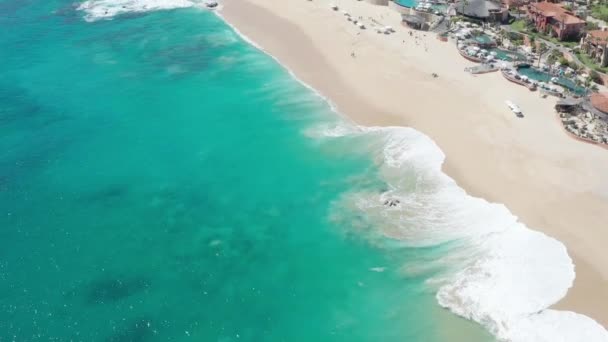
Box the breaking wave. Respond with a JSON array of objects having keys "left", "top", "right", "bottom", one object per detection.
[
  {"left": 77, "top": 0, "right": 215, "bottom": 21},
  {"left": 318, "top": 122, "right": 608, "bottom": 342}
]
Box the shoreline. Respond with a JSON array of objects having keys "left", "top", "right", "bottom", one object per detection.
[{"left": 218, "top": 0, "right": 608, "bottom": 332}]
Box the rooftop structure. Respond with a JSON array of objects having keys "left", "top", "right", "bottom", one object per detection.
[
  {"left": 454, "top": 0, "right": 508, "bottom": 23},
  {"left": 527, "top": 2, "right": 585, "bottom": 40}
]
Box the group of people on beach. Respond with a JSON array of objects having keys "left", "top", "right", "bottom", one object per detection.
[{"left": 346, "top": 16, "right": 433, "bottom": 71}]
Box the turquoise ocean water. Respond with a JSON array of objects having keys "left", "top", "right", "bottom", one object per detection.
[{"left": 0, "top": 2, "right": 493, "bottom": 341}]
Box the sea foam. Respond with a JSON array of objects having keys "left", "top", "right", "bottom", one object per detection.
[
  {"left": 321, "top": 124, "right": 608, "bottom": 342},
  {"left": 77, "top": 0, "right": 202, "bottom": 21}
]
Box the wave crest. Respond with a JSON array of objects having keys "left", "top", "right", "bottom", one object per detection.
[
  {"left": 326, "top": 123, "right": 608, "bottom": 341},
  {"left": 77, "top": 0, "right": 204, "bottom": 21}
]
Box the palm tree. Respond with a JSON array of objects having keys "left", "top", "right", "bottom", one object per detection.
[
  {"left": 537, "top": 42, "right": 549, "bottom": 67},
  {"left": 558, "top": 13, "right": 567, "bottom": 40},
  {"left": 511, "top": 0, "right": 524, "bottom": 19}
]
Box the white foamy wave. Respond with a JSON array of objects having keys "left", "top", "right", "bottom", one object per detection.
[
  {"left": 304, "top": 122, "right": 362, "bottom": 139},
  {"left": 77, "top": 0, "right": 204, "bottom": 21},
  {"left": 328, "top": 124, "right": 608, "bottom": 341}
]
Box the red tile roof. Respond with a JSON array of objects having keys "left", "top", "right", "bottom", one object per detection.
[
  {"left": 591, "top": 92, "right": 608, "bottom": 114},
  {"left": 587, "top": 30, "right": 608, "bottom": 44},
  {"left": 530, "top": 2, "right": 585, "bottom": 25}
]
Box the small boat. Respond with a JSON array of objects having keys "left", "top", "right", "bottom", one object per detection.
[
  {"left": 505, "top": 100, "right": 523, "bottom": 117},
  {"left": 330, "top": 4, "right": 339, "bottom": 10}
]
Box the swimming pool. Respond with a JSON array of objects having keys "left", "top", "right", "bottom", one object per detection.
[
  {"left": 396, "top": 0, "right": 417, "bottom": 7},
  {"left": 395, "top": 0, "right": 447, "bottom": 13},
  {"left": 470, "top": 34, "right": 496, "bottom": 47},
  {"left": 490, "top": 48, "right": 525, "bottom": 62},
  {"left": 517, "top": 66, "right": 587, "bottom": 96}
]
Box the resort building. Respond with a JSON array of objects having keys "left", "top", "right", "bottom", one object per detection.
[
  {"left": 454, "top": 0, "right": 509, "bottom": 23},
  {"left": 526, "top": 2, "right": 585, "bottom": 40},
  {"left": 580, "top": 30, "right": 608, "bottom": 67}
]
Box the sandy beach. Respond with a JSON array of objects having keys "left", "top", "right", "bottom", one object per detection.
[{"left": 219, "top": 0, "right": 608, "bottom": 330}]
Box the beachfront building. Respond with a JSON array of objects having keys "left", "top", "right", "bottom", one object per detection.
[
  {"left": 454, "top": 0, "right": 509, "bottom": 23},
  {"left": 526, "top": 2, "right": 585, "bottom": 40},
  {"left": 580, "top": 30, "right": 608, "bottom": 67}
]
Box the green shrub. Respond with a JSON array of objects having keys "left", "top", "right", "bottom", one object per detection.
[
  {"left": 590, "top": 70, "right": 604, "bottom": 85},
  {"left": 591, "top": 5, "right": 608, "bottom": 23},
  {"left": 587, "top": 21, "right": 600, "bottom": 31}
]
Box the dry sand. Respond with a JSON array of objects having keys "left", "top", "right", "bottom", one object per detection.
[{"left": 219, "top": 0, "right": 608, "bottom": 328}]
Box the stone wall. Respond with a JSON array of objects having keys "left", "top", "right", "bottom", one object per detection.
[
  {"left": 366, "top": 0, "right": 389, "bottom": 5},
  {"left": 388, "top": 0, "right": 442, "bottom": 30}
]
